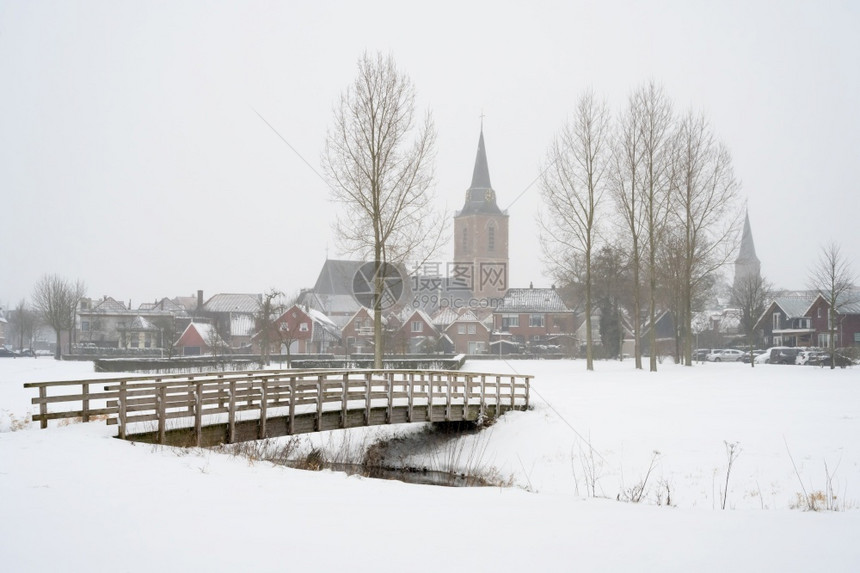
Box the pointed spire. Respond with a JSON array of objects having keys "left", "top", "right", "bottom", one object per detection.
[
  {"left": 469, "top": 128, "right": 493, "bottom": 191},
  {"left": 736, "top": 210, "right": 759, "bottom": 264},
  {"left": 457, "top": 126, "right": 502, "bottom": 216}
]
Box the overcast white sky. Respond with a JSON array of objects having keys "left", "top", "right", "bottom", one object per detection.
[{"left": 2, "top": 0, "right": 858, "bottom": 309}]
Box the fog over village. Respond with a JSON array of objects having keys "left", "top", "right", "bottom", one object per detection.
[{"left": 2, "top": 2, "right": 860, "bottom": 572}]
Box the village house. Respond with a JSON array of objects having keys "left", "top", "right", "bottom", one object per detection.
[
  {"left": 174, "top": 322, "right": 227, "bottom": 356},
  {"left": 493, "top": 287, "right": 576, "bottom": 352}
]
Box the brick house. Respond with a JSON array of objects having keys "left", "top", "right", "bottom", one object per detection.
[
  {"left": 754, "top": 296, "right": 816, "bottom": 348},
  {"left": 433, "top": 307, "right": 490, "bottom": 355},
  {"left": 493, "top": 288, "right": 576, "bottom": 351},
  {"left": 397, "top": 309, "right": 442, "bottom": 354},
  {"left": 254, "top": 305, "right": 341, "bottom": 355},
  {"left": 806, "top": 291, "right": 860, "bottom": 349},
  {"left": 174, "top": 322, "right": 226, "bottom": 356},
  {"left": 340, "top": 307, "right": 377, "bottom": 355}
]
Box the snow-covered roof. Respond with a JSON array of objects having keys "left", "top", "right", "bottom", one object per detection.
[
  {"left": 127, "top": 316, "right": 158, "bottom": 331},
  {"left": 203, "top": 293, "right": 261, "bottom": 314},
  {"left": 91, "top": 297, "right": 128, "bottom": 313},
  {"left": 497, "top": 288, "right": 571, "bottom": 313},
  {"left": 773, "top": 296, "right": 816, "bottom": 319}
]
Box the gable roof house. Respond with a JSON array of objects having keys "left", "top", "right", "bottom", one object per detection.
[
  {"left": 174, "top": 322, "right": 227, "bottom": 356},
  {"left": 434, "top": 307, "right": 490, "bottom": 355},
  {"left": 493, "top": 287, "right": 576, "bottom": 353},
  {"left": 200, "top": 293, "right": 262, "bottom": 349},
  {"left": 395, "top": 309, "right": 444, "bottom": 354},
  {"left": 754, "top": 296, "right": 817, "bottom": 348},
  {"left": 253, "top": 304, "right": 341, "bottom": 355},
  {"left": 806, "top": 290, "right": 860, "bottom": 349}
]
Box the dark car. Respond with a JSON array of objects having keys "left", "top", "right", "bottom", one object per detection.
[
  {"left": 812, "top": 351, "right": 853, "bottom": 368},
  {"left": 18, "top": 348, "right": 36, "bottom": 357},
  {"left": 770, "top": 347, "right": 801, "bottom": 365},
  {"left": 0, "top": 347, "right": 20, "bottom": 358}
]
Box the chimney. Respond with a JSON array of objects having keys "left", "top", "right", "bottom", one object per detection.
[{"left": 197, "top": 290, "right": 204, "bottom": 311}]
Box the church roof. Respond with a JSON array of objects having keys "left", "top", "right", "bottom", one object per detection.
[
  {"left": 457, "top": 129, "right": 504, "bottom": 216},
  {"left": 736, "top": 212, "right": 759, "bottom": 265}
]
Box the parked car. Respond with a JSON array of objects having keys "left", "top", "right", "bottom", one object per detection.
[
  {"left": 770, "top": 347, "right": 801, "bottom": 365},
  {"left": 0, "top": 347, "right": 20, "bottom": 358},
  {"left": 796, "top": 350, "right": 823, "bottom": 365},
  {"left": 707, "top": 349, "right": 744, "bottom": 362},
  {"left": 739, "top": 349, "right": 765, "bottom": 363},
  {"left": 18, "top": 348, "right": 36, "bottom": 357},
  {"left": 693, "top": 348, "right": 711, "bottom": 361},
  {"left": 755, "top": 347, "right": 792, "bottom": 364},
  {"left": 809, "top": 351, "right": 853, "bottom": 368}
]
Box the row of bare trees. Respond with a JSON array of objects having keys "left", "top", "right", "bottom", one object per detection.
[{"left": 540, "top": 82, "right": 743, "bottom": 371}]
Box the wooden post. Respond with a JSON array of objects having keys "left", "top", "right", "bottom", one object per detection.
[
  {"left": 445, "top": 373, "right": 452, "bottom": 421},
  {"left": 495, "top": 375, "right": 501, "bottom": 417},
  {"left": 259, "top": 379, "right": 268, "bottom": 439},
  {"left": 524, "top": 376, "right": 530, "bottom": 408},
  {"left": 38, "top": 385, "right": 48, "bottom": 429},
  {"left": 510, "top": 376, "right": 516, "bottom": 408},
  {"left": 157, "top": 385, "right": 166, "bottom": 445},
  {"left": 288, "top": 376, "right": 296, "bottom": 435},
  {"left": 386, "top": 371, "right": 394, "bottom": 423},
  {"left": 315, "top": 375, "right": 324, "bottom": 431},
  {"left": 194, "top": 381, "right": 203, "bottom": 447},
  {"left": 118, "top": 381, "right": 127, "bottom": 439},
  {"left": 427, "top": 373, "right": 434, "bottom": 422},
  {"left": 228, "top": 380, "right": 236, "bottom": 444},
  {"left": 407, "top": 372, "right": 414, "bottom": 423},
  {"left": 463, "top": 374, "right": 470, "bottom": 419},
  {"left": 479, "top": 374, "right": 486, "bottom": 418},
  {"left": 364, "top": 372, "right": 372, "bottom": 425},
  {"left": 82, "top": 382, "right": 90, "bottom": 423},
  {"left": 341, "top": 373, "right": 349, "bottom": 429}
]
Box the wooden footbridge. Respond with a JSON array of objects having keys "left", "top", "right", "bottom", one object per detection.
[{"left": 25, "top": 369, "right": 531, "bottom": 447}]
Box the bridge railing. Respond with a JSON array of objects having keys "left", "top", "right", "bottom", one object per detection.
[{"left": 24, "top": 369, "right": 530, "bottom": 445}]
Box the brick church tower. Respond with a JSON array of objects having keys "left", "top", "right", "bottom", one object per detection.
[{"left": 453, "top": 128, "right": 509, "bottom": 300}]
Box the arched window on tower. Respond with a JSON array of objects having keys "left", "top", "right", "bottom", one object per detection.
[
  {"left": 488, "top": 225, "right": 495, "bottom": 251},
  {"left": 462, "top": 226, "right": 469, "bottom": 252}
]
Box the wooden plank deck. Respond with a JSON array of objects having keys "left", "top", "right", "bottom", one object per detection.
[{"left": 24, "top": 369, "right": 531, "bottom": 447}]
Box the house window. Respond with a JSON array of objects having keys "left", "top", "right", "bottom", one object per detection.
[
  {"left": 81, "top": 321, "right": 90, "bottom": 332},
  {"left": 818, "top": 333, "right": 830, "bottom": 347},
  {"left": 299, "top": 322, "right": 309, "bottom": 332},
  {"left": 818, "top": 307, "right": 822, "bottom": 319},
  {"left": 530, "top": 314, "right": 545, "bottom": 327},
  {"left": 457, "top": 324, "right": 466, "bottom": 334},
  {"left": 411, "top": 321, "right": 423, "bottom": 333},
  {"left": 772, "top": 312, "right": 781, "bottom": 330},
  {"left": 488, "top": 225, "right": 495, "bottom": 251},
  {"left": 468, "top": 324, "right": 477, "bottom": 334},
  {"left": 144, "top": 334, "right": 152, "bottom": 348},
  {"left": 502, "top": 314, "right": 519, "bottom": 329}
]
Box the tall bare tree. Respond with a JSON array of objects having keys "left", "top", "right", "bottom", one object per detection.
[
  {"left": 610, "top": 89, "right": 647, "bottom": 369},
  {"left": 808, "top": 242, "right": 857, "bottom": 369},
  {"left": 540, "top": 89, "right": 611, "bottom": 370},
  {"left": 731, "top": 273, "right": 773, "bottom": 368},
  {"left": 31, "top": 274, "right": 86, "bottom": 359},
  {"left": 669, "top": 110, "right": 742, "bottom": 365},
  {"left": 634, "top": 81, "right": 674, "bottom": 372},
  {"left": 323, "top": 52, "right": 442, "bottom": 368}
]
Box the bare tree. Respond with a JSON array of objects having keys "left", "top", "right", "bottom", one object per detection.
[
  {"left": 255, "top": 288, "right": 285, "bottom": 366},
  {"left": 31, "top": 274, "right": 86, "bottom": 359},
  {"left": 808, "top": 242, "right": 857, "bottom": 369},
  {"left": 540, "top": 89, "right": 611, "bottom": 370},
  {"left": 323, "top": 52, "right": 443, "bottom": 368},
  {"left": 634, "top": 81, "right": 674, "bottom": 372},
  {"left": 731, "top": 273, "right": 773, "bottom": 368},
  {"left": 669, "top": 110, "right": 742, "bottom": 365},
  {"left": 610, "top": 89, "right": 647, "bottom": 369}
]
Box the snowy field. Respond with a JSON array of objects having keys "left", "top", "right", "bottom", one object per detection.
[{"left": 2, "top": 358, "right": 859, "bottom": 572}]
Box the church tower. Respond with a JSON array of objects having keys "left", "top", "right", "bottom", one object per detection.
[
  {"left": 453, "top": 128, "right": 509, "bottom": 300},
  {"left": 733, "top": 211, "right": 761, "bottom": 292}
]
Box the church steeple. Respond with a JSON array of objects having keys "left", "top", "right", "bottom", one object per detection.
[
  {"left": 453, "top": 125, "right": 509, "bottom": 300},
  {"left": 459, "top": 128, "right": 502, "bottom": 216},
  {"left": 733, "top": 210, "right": 762, "bottom": 292},
  {"left": 735, "top": 211, "right": 759, "bottom": 266}
]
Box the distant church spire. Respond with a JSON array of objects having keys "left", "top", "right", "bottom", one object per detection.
[
  {"left": 459, "top": 126, "right": 501, "bottom": 215},
  {"left": 733, "top": 210, "right": 761, "bottom": 291}
]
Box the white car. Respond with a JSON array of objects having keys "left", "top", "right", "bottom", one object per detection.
[{"left": 707, "top": 349, "right": 744, "bottom": 362}]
